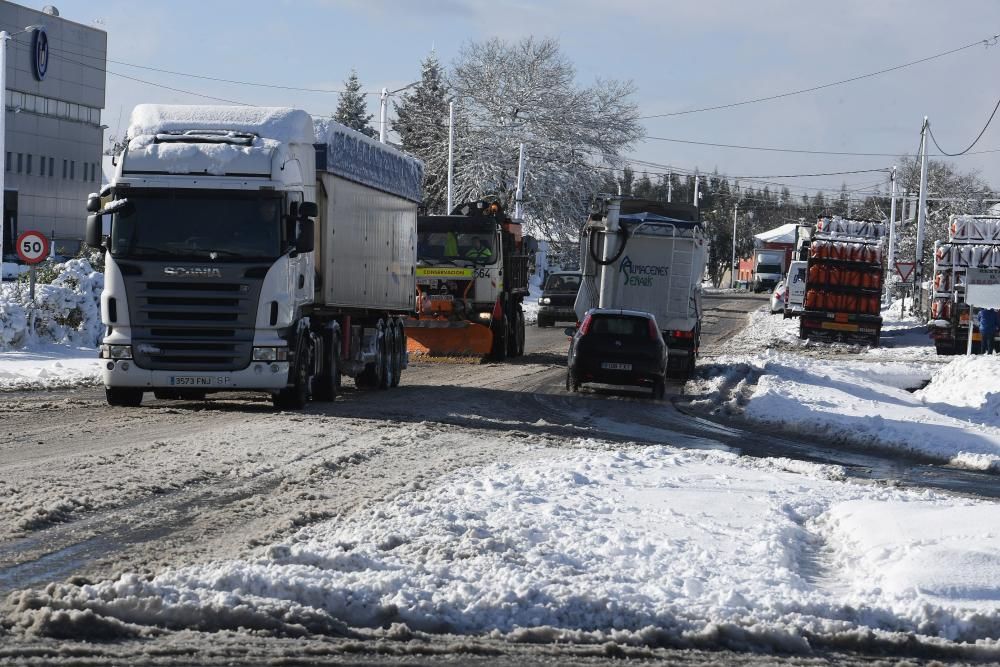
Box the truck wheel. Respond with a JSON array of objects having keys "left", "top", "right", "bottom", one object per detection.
[
  {"left": 537, "top": 316, "right": 550, "bottom": 328},
  {"left": 390, "top": 321, "right": 403, "bottom": 387},
  {"left": 515, "top": 308, "right": 525, "bottom": 357},
  {"left": 491, "top": 315, "right": 509, "bottom": 362},
  {"left": 379, "top": 322, "right": 393, "bottom": 390},
  {"left": 106, "top": 387, "right": 142, "bottom": 407},
  {"left": 357, "top": 322, "right": 386, "bottom": 389},
  {"left": 274, "top": 337, "right": 311, "bottom": 410},
  {"left": 313, "top": 331, "right": 340, "bottom": 401}
]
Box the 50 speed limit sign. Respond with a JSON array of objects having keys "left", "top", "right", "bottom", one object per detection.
[{"left": 16, "top": 230, "right": 50, "bottom": 264}]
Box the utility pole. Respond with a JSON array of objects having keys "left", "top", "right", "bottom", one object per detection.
[
  {"left": 446, "top": 101, "right": 455, "bottom": 213},
  {"left": 693, "top": 174, "right": 700, "bottom": 208},
  {"left": 514, "top": 143, "right": 526, "bottom": 220},
  {"left": 915, "top": 117, "right": 930, "bottom": 313},
  {"left": 378, "top": 88, "right": 389, "bottom": 143},
  {"left": 666, "top": 171, "right": 672, "bottom": 202},
  {"left": 730, "top": 203, "right": 738, "bottom": 289},
  {"left": 886, "top": 166, "right": 897, "bottom": 304}
]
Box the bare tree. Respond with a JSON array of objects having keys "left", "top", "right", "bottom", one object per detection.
[{"left": 448, "top": 37, "right": 642, "bottom": 245}]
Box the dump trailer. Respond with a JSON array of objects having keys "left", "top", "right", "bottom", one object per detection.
[
  {"left": 928, "top": 215, "right": 1000, "bottom": 354},
  {"left": 575, "top": 196, "right": 708, "bottom": 378},
  {"left": 405, "top": 201, "right": 530, "bottom": 360},
  {"left": 86, "top": 104, "right": 422, "bottom": 408},
  {"left": 798, "top": 216, "right": 886, "bottom": 346}
]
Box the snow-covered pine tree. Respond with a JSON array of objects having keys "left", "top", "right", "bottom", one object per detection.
[
  {"left": 334, "top": 70, "right": 376, "bottom": 138},
  {"left": 393, "top": 52, "right": 451, "bottom": 213}
]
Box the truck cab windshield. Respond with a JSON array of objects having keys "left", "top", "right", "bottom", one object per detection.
[
  {"left": 417, "top": 219, "right": 498, "bottom": 267},
  {"left": 109, "top": 189, "right": 284, "bottom": 261}
]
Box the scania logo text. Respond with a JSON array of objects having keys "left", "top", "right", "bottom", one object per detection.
[{"left": 164, "top": 267, "right": 223, "bottom": 278}]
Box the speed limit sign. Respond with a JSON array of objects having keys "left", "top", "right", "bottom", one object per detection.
[{"left": 16, "top": 230, "right": 50, "bottom": 264}]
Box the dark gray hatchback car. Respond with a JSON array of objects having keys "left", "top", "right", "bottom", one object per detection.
[
  {"left": 565, "top": 308, "right": 668, "bottom": 399},
  {"left": 537, "top": 271, "right": 582, "bottom": 327}
]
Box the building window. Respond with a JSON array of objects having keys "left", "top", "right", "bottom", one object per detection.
[
  {"left": 25, "top": 154, "right": 31, "bottom": 175},
  {"left": 93, "top": 162, "right": 98, "bottom": 182},
  {"left": 39, "top": 156, "right": 45, "bottom": 177},
  {"left": 49, "top": 157, "right": 54, "bottom": 178},
  {"left": 16, "top": 153, "right": 22, "bottom": 173},
  {"left": 62, "top": 159, "right": 67, "bottom": 179},
  {"left": 4, "top": 152, "right": 9, "bottom": 172},
  {"left": 70, "top": 161, "right": 75, "bottom": 180}
]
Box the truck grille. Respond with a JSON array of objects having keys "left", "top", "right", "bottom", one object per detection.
[{"left": 121, "top": 263, "right": 267, "bottom": 372}]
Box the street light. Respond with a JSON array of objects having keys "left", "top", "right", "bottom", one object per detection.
[
  {"left": 378, "top": 80, "right": 420, "bottom": 144},
  {"left": 0, "top": 23, "right": 44, "bottom": 280}
]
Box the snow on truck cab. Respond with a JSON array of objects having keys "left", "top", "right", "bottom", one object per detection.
[
  {"left": 87, "top": 104, "right": 423, "bottom": 408},
  {"left": 574, "top": 196, "right": 708, "bottom": 378}
]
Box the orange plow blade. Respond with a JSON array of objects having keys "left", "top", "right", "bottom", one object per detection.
[{"left": 405, "top": 319, "right": 493, "bottom": 359}]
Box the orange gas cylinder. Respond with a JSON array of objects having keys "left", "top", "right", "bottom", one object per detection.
[{"left": 805, "top": 290, "right": 819, "bottom": 309}]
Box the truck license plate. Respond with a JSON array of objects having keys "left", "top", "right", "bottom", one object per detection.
[
  {"left": 601, "top": 362, "right": 632, "bottom": 371},
  {"left": 170, "top": 376, "right": 231, "bottom": 387}
]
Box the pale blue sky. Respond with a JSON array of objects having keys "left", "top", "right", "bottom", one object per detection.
[{"left": 49, "top": 0, "right": 1000, "bottom": 200}]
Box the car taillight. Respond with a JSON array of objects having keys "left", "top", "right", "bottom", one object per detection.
[
  {"left": 673, "top": 329, "right": 694, "bottom": 339},
  {"left": 648, "top": 318, "right": 659, "bottom": 340},
  {"left": 492, "top": 297, "right": 503, "bottom": 320},
  {"left": 579, "top": 314, "right": 593, "bottom": 335}
]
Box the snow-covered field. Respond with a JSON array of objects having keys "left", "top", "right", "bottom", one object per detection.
[
  {"left": 0, "top": 344, "right": 101, "bottom": 391},
  {"left": 4, "top": 292, "right": 1000, "bottom": 658},
  {"left": 14, "top": 439, "right": 1000, "bottom": 656},
  {"left": 690, "top": 304, "right": 1000, "bottom": 471}
]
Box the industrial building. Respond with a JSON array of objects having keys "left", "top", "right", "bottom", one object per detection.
[{"left": 1, "top": 2, "right": 106, "bottom": 260}]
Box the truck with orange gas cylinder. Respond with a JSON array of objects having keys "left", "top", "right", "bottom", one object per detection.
[{"left": 798, "top": 216, "right": 886, "bottom": 346}]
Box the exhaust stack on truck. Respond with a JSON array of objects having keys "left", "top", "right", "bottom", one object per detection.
[{"left": 88, "top": 105, "right": 423, "bottom": 408}]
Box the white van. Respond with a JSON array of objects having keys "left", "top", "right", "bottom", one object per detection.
[{"left": 784, "top": 260, "right": 808, "bottom": 318}]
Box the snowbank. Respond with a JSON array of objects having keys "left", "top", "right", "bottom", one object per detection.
[
  {"left": 0, "top": 344, "right": 101, "bottom": 391},
  {"left": 690, "top": 305, "right": 1000, "bottom": 470},
  {"left": 0, "top": 259, "right": 104, "bottom": 352},
  {"left": 20, "top": 444, "right": 1000, "bottom": 655}
]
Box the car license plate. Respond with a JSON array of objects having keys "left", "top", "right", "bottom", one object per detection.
[
  {"left": 170, "top": 376, "right": 231, "bottom": 387},
  {"left": 600, "top": 362, "right": 632, "bottom": 371}
]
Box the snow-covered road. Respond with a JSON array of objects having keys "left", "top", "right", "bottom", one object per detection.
[{"left": 2, "top": 293, "right": 999, "bottom": 665}]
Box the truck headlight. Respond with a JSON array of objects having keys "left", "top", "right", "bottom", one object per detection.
[
  {"left": 539, "top": 297, "right": 551, "bottom": 304},
  {"left": 253, "top": 346, "right": 288, "bottom": 361},
  {"left": 101, "top": 344, "right": 132, "bottom": 359}
]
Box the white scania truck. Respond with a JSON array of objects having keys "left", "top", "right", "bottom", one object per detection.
[
  {"left": 575, "top": 196, "right": 709, "bottom": 378},
  {"left": 87, "top": 105, "right": 423, "bottom": 408}
]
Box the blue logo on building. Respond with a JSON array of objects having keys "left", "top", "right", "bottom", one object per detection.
[{"left": 32, "top": 27, "right": 48, "bottom": 81}]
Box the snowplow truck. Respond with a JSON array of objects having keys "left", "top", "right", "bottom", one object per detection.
[
  {"left": 575, "top": 196, "right": 708, "bottom": 378},
  {"left": 928, "top": 215, "right": 1000, "bottom": 354},
  {"left": 798, "top": 216, "right": 886, "bottom": 346},
  {"left": 405, "top": 200, "right": 530, "bottom": 360},
  {"left": 87, "top": 105, "right": 422, "bottom": 409}
]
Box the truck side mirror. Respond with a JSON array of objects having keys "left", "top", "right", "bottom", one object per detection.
[
  {"left": 563, "top": 326, "right": 577, "bottom": 337},
  {"left": 294, "top": 217, "right": 315, "bottom": 254},
  {"left": 299, "top": 201, "right": 318, "bottom": 218},
  {"left": 85, "top": 214, "right": 105, "bottom": 248},
  {"left": 86, "top": 194, "right": 101, "bottom": 213}
]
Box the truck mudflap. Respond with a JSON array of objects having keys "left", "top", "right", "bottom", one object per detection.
[
  {"left": 799, "top": 311, "right": 882, "bottom": 345},
  {"left": 404, "top": 317, "right": 493, "bottom": 358}
]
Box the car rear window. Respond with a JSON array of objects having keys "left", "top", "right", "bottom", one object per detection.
[{"left": 589, "top": 315, "right": 649, "bottom": 337}]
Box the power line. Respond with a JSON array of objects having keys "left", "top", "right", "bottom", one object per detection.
[
  {"left": 639, "top": 32, "right": 1000, "bottom": 119},
  {"left": 927, "top": 93, "right": 1000, "bottom": 156},
  {"left": 48, "top": 44, "right": 368, "bottom": 96}
]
